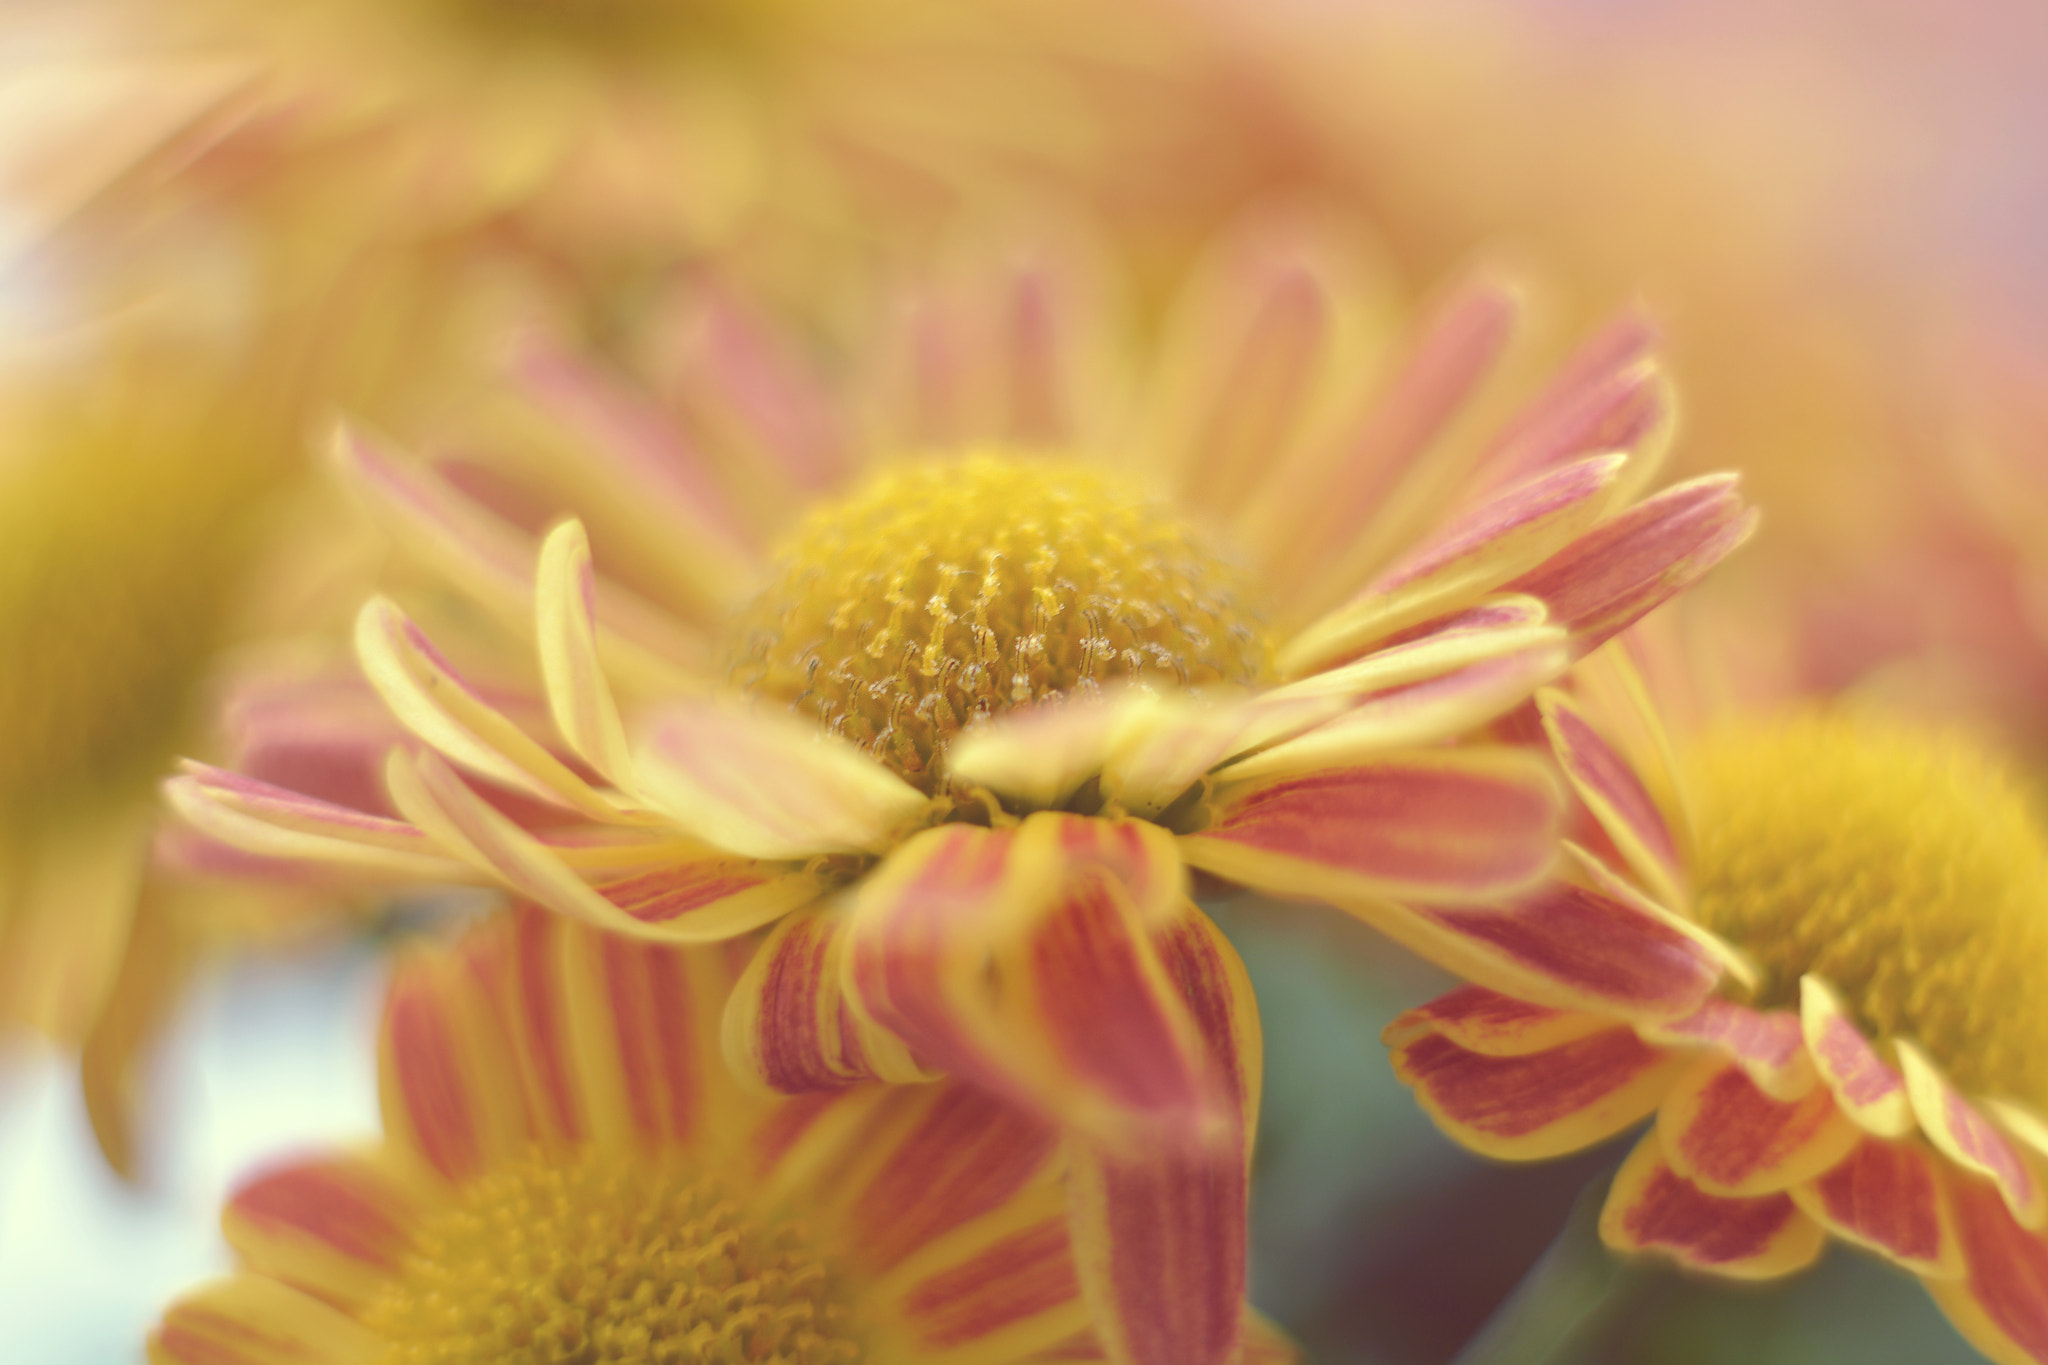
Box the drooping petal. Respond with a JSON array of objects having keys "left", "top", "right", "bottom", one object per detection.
[
  {"left": 1390, "top": 1023, "right": 1687, "bottom": 1160},
  {"left": 1278, "top": 454, "right": 1627, "bottom": 677},
  {"left": 150, "top": 1276, "right": 383, "bottom": 1365},
  {"left": 634, "top": 699, "right": 930, "bottom": 859},
  {"left": 1790, "top": 1136, "right": 1958, "bottom": 1276},
  {"left": 1902, "top": 1042, "right": 2046, "bottom": 1228},
  {"left": 1599, "top": 1135, "right": 1826, "bottom": 1280},
  {"left": 1506, "top": 472, "right": 1759, "bottom": 656},
  {"left": 222, "top": 1153, "right": 427, "bottom": 1311},
  {"left": 1384, "top": 985, "right": 1609, "bottom": 1058},
  {"left": 724, "top": 906, "right": 932, "bottom": 1094},
  {"left": 1537, "top": 688, "right": 1685, "bottom": 906},
  {"left": 1181, "top": 748, "right": 1562, "bottom": 906},
  {"left": 385, "top": 749, "right": 821, "bottom": 942},
  {"left": 165, "top": 764, "right": 477, "bottom": 883},
  {"left": 1352, "top": 881, "right": 1723, "bottom": 1023},
  {"left": 1656, "top": 1057, "right": 1860, "bottom": 1197},
  {"left": 534, "top": 519, "right": 635, "bottom": 786},
  {"left": 1638, "top": 999, "right": 1816, "bottom": 1102},
  {"left": 1928, "top": 1166, "right": 2048, "bottom": 1365},
  {"left": 1800, "top": 976, "right": 1914, "bottom": 1137}
]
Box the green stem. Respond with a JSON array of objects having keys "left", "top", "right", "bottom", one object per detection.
[{"left": 1449, "top": 1177, "right": 1654, "bottom": 1365}]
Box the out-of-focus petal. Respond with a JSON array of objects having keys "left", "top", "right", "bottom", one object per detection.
[
  {"left": 1928, "top": 1165, "right": 2048, "bottom": 1365},
  {"left": 166, "top": 763, "right": 477, "bottom": 883},
  {"left": 1538, "top": 687, "right": 1684, "bottom": 906},
  {"left": 1383, "top": 984, "right": 1609, "bottom": 1057},
  {"left": 1657, "top": 1057, "right": 1859, "bottom": 1197},
  {"left": 1600, "top": 1135, "right": 1826, "bottom": 1280},
  {"left": 149, "top": 1276, "right": 382, "bottom": 1365},
  {"left": 1902, "top": 1042, "right": 2046, "bottom": 1229},
  {"left": 534, "top": 519, "right": 634, "bottom": 786},
  {"left": 1790, "top": 1137, "right": 1959, "bottom": 1277},
  {"left": 1800, "top": 976, "right": 1914, "bottom": 1137},
  {"left": 1638, "top": 999, "right": 1816, "bottom": 1103},
  {"left": 222, "top": 1153, "right": 428, "bottom": 1311}
]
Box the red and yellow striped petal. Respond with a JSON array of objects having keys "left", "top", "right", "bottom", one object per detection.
[
  {"left": 878, "top": 1187, "right": 1092, "bottom": 1365},
  {"left": 1902, "top": 1042, "right": 2046, "bottom": 1229},
  {"left": 1353, "top": 881, "right": 1722, "bottom": 1024},
  {"left": 1800, "top": 976, "right": 1913, "bottom": 1137},
  {"left": 1638, "top": 999, "right": 1816, "bottom": 1103},
  {"left": 1656, "top": 1057, "right": 1860, "bottom": 1197},
  {"left": 165, "top": 763, "right": 477, "bottom": 884},
  {"left": 1537, "top": 688, "right": 1683, "bottom": 906},
  {"left": 724, "top": 905, "right": 931, "bottom": 1094},
  {"left": 1476, "top": 313, "right": 1668, "bottom": 490},
  {"left": 1506, "top": 472, "right": 1759, "bottom": 657},
  {"left": 1390, "top": 1023, "right": 1687, "bottom": 1160},
  {"left": 1599, "top": 1135, "right": 1826, "bottom": 1280},
  {"left": 1790, "top": 1136, "right": 1959, "bottom": 1276},
  {"left": 1384, "top": 985, "right": 1609, "bottom": 1057},
  {"left": 634, "top": 699, "right": 930, "bottom": 859},
  {"left": 222, "top": 1152, "right": 427, "bottom": 1311},
  {"left": 1928, "top": 1165, "right": 2048, "bottom": 1365},
  {"left": 150, "top": 1276, "right": 383, "bottom": 1365},
  {"left": 377, "top": 937, "right": 530, "bottom": 1182},
  {"left": 1182, "top": 748, "right": 1562, "bottom": 906}
]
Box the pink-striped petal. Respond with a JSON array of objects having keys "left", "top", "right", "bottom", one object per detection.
[
  {"left": 1181, "top": 748, "right": 1562, "bottom": 905},
  {"left": 1657, "top": 1057, "right": 1859, "bottom": 1197},
  {"left": 1390, "top": 1024, "right": 1686, "bottom": 1160},
  {"left": 1800, "top": 976, "right": 1913, "bottom": 1137},
  {"left": 634, "top": 700, "right": 930, "bottom": 859},
  {"left": 1902, "top": 1042, "right": 2045, "bottom": 1228},
  {"left": 1353, "top": 881, "right": 1723, "bottom": 1023},
  {"left": 1385, "top": 984, "right": 1609, "bottom": 1058},
  {"left": 1537, "top": 688, "right": 1684, "bottom": 905},
  {"left": 377, "top": 944, "right": 525, "bottom": 1182},
  {"left": 886, "top": 1207, "right": 1089, "bottom": 1362},
  {"left": 1928, "top": 1165, "right": 2048, "bottom": 1365},
  {"left": 1506, "top": 472, "right": 1759, "bottom": 656},
  {"left": 164, "top": 763, "right": 476, "bottom": 883},
  {"left": 1791, "top": 1136, "right": 1958, "bottom": 1275},
  {"left": 1639, "top": 999, "right": 1816, "bottom": 1102},
  {"left": 1473, "top": 311, "right": 1669, "bottom": 488},
  {"left": 1599, "top": 1135, "right": 1826, "bottom": 1279},
  {"left": 223, "top": 1154, "right": 424, "bottom": 1310},
  {"left": 1279, "top": 454, "right": 1627, "bottom": 676},
  {"left": 151, "top": 1277, "right": 382, "bottom": 1365}
]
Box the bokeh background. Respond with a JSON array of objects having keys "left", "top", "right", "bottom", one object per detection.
[{"left": 3, "top": 0, "right": 2047, "bottom": 1361}]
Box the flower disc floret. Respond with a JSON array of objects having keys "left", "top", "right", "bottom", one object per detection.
[
  {"left": 363, "top": 1145, "right": 864, "bottom": 1364},
  {"left": 721, "top": 454, "right": 1272, "bottom": 789},
  {"left": 1687, "top": 714, "right": 2048, "bottom": 1106}
]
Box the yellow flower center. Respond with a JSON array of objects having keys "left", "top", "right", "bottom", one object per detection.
[
  {"left": 1686, "top": 715, "right": 2048, "bottom": 1106},
  {"left": 363, "top": 1146, "right": 864, "bottom": 1364},
  {"left": 721, "top": 454, "right": 1272, "bottom": 790}
]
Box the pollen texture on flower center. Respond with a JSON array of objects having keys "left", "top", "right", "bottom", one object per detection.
[
  {"left": 362, "top": 1146, "right": 864, "bottom": 1364},
  {"left": 1686, "top": 714, "right": 2048, "bottom": 1107},
  {"left": 721, "top": 453, "right": 1271, "bottom": 789}
]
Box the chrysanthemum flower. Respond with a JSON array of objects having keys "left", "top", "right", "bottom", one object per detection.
[
  {"left": 148, "top": 903, "right": 1293, "bottom": 1365},
  {"left": 169, "top": 236, "right": 1754, "bottom": 1365},
  {"left": 1386, "top": 656, "right": 2048, "bottom": 1365}
]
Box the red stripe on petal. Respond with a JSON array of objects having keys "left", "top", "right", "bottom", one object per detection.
[
  {"left": 736, "top": 911, "right": 867, "bottom": 1093},
  {"left": 601, "top": 937, "right": 701, "bottom": 1149},
  {"left": 1939, "top": 1168, "right": 2048, "bottom": 1363},
  {"left": 1601, "top": 1138, "right": 1823, "bottom": 1278},
  {"left": 1394, "top": 1027, "right": 1677, "bottom": 1159},
  {"left": 383, "top": 973, "right": 482, "bottom": 1182},
  {"left": 1393, "top": 984, "right": 1607, "bottom": 1057},
  {"left": 1540, "top": 694, "right": 1681, "bottom": 891},
  {"left": 1806, "top": 1138, "right": 1951, "bottom": 1271},
  {"left": 1643, "top": 1000, "right": 1813, "bottom": 1101},
  {"left": 597, "top": 860, "right": 779, "bottom": 924},
  {"left": 510, "top": 908, "right": 580, "bottom": 1144},
  {"left": 228, "top": 1160, "right": 412, "bottom": 1269},
  {"left": 1811, "top": 1011, "right": 1906, "bottom": 1112},
  {"left": 900, "top": 1218, "right": 1081, "bottom": 1351},
  {"left": 1660, "top": 1061, "right": 1857, "bottom": 1196}
]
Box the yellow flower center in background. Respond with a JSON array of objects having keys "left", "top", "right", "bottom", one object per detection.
[
  {"left": 1687, "top": 714, "right": 2048, "bottom": 1107},
  {"left": 722, "top": 454, "right": 1271, "bottom": 790},
  {"left": 363, "top": 1146, "right": 864, "bottom": 1364}
]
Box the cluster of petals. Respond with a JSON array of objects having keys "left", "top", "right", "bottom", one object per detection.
[
  {"left": 150, "top": 904, "right": 1295, "bottom": 1365},
  {"left": 1385, "top": 666, "right": 2048, "bottom": 1365},
  {"left": 167, "top": 236, "right": 1756, "bottom": 1365}
]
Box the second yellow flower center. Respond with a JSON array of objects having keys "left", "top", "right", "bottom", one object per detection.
[
  {"left": 722, "top": 454, "right": 1271, "bottom": 789},
  {"left": 1686, "top": 714, "right": 2048, "bottom": 1107},
  {"left": 362, "top": 1146, "right": 863, "bottom": 1363}
]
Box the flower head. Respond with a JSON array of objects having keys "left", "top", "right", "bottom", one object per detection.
[
  {"left": 148, "top": 904, "right": 1293, "bottom": 1365},
  {"left": 171, "top": 232, "right": 1754, "bottom": 1365},
  {"left": 1386, "top": 651, "right": 2048, "bottom": 1364}
]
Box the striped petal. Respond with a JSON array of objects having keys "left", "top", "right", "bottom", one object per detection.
[
  {"left": 1538, "top": 688, "right": 1684, "bottom": 906},
  {"left": 355, "top": 596, "right": 629, "bottom": 821},
  {"left": 1638, "top": 999, "right": 1816, "bottom": 1102},
  {"left": 634, "top": 700, "right": 930, "bottom": 859},
  {"left": 385, "top": 749, "right": 821, "bottom": 942},
  {"left": 1384, "top": 985, "right": 1610, "bottom": 1058},
  {"left": 843, "top": 817, "right": 1232, "bottom": 1150},
  {"left": 222, "top": 1153, "right": 426, "bottom": 1311},
  {"left": 1352, "top": 881, "right": 1723, "bottom": 1023},
  {"left": 1476, "top": 314, "right": 1670, "bottom": 489},
  {"left": 1800, "top": 976, "right": 1913, "bottom": 1137},
  {"left": 724, "top": 905, "right": 932, "bottom": 1094},
  {"left": 1599, "top": 1135, "right": 1826, "bottom": 1279},
  {"left": 880, "top": 1195, "right": 1091, "bottom": 1365},
  {"left": 1390, "top": 1023, "right": 1686, "bottom": 1160},
  {"left": 151, "top": 1276, "right": 382, "bottom": 1365},
  {"left": 1279, "top": 453, "right": 1627, "bottom": 676},
  {"left": 164, "top": 763, "right": 477, "bottom": 883},
  {"left": 1902, "top": 1042, "right": 2046, "bottom": 1228},
  {"left": 1656, "top": 1057, "right": 1860, "bottom": 1197},
  {"left": 1790, "top": 1136, "right": 1958, "bottom": 1275},
  {"left": 1181, "top": 748, "right": 1562, "bottom": 906},
  {"left": 378, "top": 940, "right": 528, "bottom": 1182},
  {"left": 1506, "top": 472, "right": 1759, "bottom": 656},
  {"left": 535, "top": 519, "right": 634, "bottom": 786},
  {"left": 1065, "top": 913, "right": 1260, "bottom": 1365},
  {"left": 1929, "top": 1165, "right": 2048, "bottom": 1365}
]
